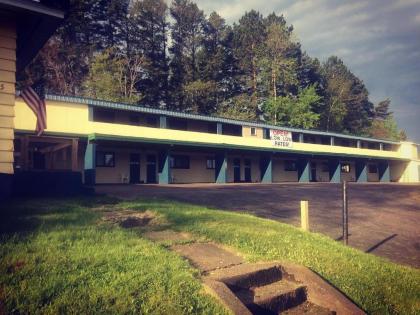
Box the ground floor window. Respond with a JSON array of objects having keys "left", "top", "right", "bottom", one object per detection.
[
  {"left": 96, "top": 152, "right": 115, "bottom": 167},
  {"left": 284, "top": 160, "right": 297, "bottom": 171},
  {"left": 170, "top": 155, "right": 190, "bottom": 169},
  {"left": 206, "top": 157, "right": 215, "bottom": 169},
  {"left": 341, "top": 162, "right": 351, "bottom": 173}
]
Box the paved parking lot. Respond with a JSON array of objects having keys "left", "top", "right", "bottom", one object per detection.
[{"left": 96, "top": 183, "right": 420, "bottom": 268}]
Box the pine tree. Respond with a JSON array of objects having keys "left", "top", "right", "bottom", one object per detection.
[
  {"left": 233, "top": 10, "right": 266, "bottom": 109},
  {"left": 129, "top": 0, "right": 169, "bottom": 107},
  {"left": 168, "top": 0, "right": 205, "bottom": 111},
  {"left": 320, "top": 56, "right": 374, "bottom": 134},
  {"left": 197, "top": 12, "right": 240, "bottom": 114}
]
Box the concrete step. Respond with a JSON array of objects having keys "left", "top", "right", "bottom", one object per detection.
[
  {"left": 236, "top": 280, "right": 308, "bottom": 314},
  {"left": 211, "top": 264, "right": 283, "bottom": 290},
  {"left": 281, "top": 301, "right": 336, "bottom": 315}
]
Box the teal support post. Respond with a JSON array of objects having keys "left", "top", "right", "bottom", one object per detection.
[
  {"left": 378, "top": 161, "right": 390, "bottom": 182},
  {"left": 330, "top": 137, "right": 335, "bottom": 146},
  {"left": 357, "top": 140, "right": 361, "bottom": 148},
  {"left": 297, "top": 158, "right": 310, "bottom": 182},
  {"left": 158, "top": 149, "right": 171, "bottom": 184},
  {"left": 260, "top": 155, "right": 272, "bottom": 183},
  {"left": 160, "top": 115, "right": 167, "bottom": 128},
  {"left": 84, "top": 142, "right": 96, "bottom": 185},
  {"left": 215, "top": 152, "right": 227, "bottom": 183},
  {"left": 355, "top": 160, "right": 367, "bottom": 182},
  {"left": 328, "top": 159, "right": 341, "bottom": 183},
  {"left": 217, "top": 123, "right": 223, "bottom": 135},
  {"left": 379, "top": 143, "right": 384, "bottom": 151}
]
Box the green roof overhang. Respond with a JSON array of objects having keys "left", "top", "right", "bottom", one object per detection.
[{"left": 89, "top": 133, "right": 409, "bottom": 162}]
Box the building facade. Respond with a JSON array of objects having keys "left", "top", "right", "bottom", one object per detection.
[
  {"left": 13, "top": 95, "right": 420, "bottom": 185},
  {"left": 0, "top": 0, "right": 66, "bottom": 198}
]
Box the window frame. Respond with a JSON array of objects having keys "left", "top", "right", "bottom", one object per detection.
[
  {"left": 206, "top": 157, "right": 215, "bottom": 169},
  {"left": 170, "top": 155, "right": 190, "bottom": 169},
  {"left": 250, "top": 127, "right": 257, "bottom": 136},
  {"left": 96, "top": 151, "right": 115, "bottom": 167},
  {"left": 341, "top": 162, "right": 351, "bottom": 173},
  {"left": 284, "top": 160, "right": 297, "bottom": 172}
]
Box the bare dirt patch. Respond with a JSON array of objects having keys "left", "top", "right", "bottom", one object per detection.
[{"left": 101, "top": 210, "right": 160, "bottom": 228}]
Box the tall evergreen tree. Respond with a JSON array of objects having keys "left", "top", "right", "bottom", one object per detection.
[
  {"left": 320, "top": 56, "right": 374, "bottom": 134},
  {"left": 129, "top": 0, "right": 169, "bottom": 107},
  {"left": 196, "top": 12, "right": 240, "bottom": 114},
  {"left": 233, "top": 10, "right": 266, "bottom": 110},
  {"left": 169, "top": 0, "right": 205, "bottom": 111}
]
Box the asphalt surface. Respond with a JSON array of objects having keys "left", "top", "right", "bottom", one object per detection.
[{"left": 96, "top": 183, "right": 420, "bottom": 268}]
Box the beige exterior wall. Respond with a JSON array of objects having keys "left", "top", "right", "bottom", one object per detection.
[
  {"left": 311, "top": 159, "right": 330, "bottom": 182},
  {"left": 397, "top": 142, "right": 420, "bottom": 182},
  {"left": 171, "top": 152, "right": 214, "bottom": 183},
  {"left": 95, "top": 149, "right": 216, "bottom": 184},
  {"left": 272, "top": 158, "right": 298, "bottom": 182},
  {"left": 0, "top": 16, "right": 16, "bottom": 175},
  {"left": 242, "top": 126, "right": 264, "bottom": 139}
]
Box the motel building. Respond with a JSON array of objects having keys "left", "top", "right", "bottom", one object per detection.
[
  {"left": 0, "top": 2, "right": 419, "bottom": 196},
  {"left": 7, "top": 94, "right": 420, "bottom": 188}
]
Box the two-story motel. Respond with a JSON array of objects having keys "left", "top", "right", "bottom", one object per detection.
[{"left": 10, "top": 94, "right": 420, "bottom": 186}]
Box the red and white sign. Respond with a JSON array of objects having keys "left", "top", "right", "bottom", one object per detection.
[{"left": 270, "top": 129, "right": 293, "bottom": 148}]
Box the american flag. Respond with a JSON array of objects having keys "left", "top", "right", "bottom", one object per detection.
[{"left": 21, "top": 83, "right": 47, "bottom": 136}]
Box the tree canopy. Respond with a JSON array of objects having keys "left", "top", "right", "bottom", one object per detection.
[{"left": 19, "top": 0, "right": 406, "bottom": 141}]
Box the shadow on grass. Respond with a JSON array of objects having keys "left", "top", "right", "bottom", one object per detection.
[{"left": 0, "top": 194, "right": 119, "bottom": 237}]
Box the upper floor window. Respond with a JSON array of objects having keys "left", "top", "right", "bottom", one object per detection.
[
  {"left": 250, "top": 127, "right": 257, "bottom": 136},
  {"left": 129, "top": 114, "right": 140, "bottom": 125},
  {"left": 169, "top": 118, "right": 188, "bottom": 131},
  {"left": 93, "top": 108, "right": 115, "bottom": 123}
]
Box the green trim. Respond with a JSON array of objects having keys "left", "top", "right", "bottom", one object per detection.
[
  {"left": 15, "top": 129, "right": 88, "bottom": 139},
  {"left": 89, "top": 133, "right": 409, "bottom": 161},
  {"left": 41, "top": 94, "right": 400, "bottom": 145}
]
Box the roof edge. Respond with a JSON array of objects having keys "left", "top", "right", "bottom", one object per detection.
[{"left": 16, "top": 93, "right": 401, "bottom": 145}]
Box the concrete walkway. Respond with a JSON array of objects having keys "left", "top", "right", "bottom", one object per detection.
[
  {"left": 97, "top": 183, "right": 420, "bottom": 268},
  {"left": 143, "top": 230, "right": 364, "bottom": 315}
]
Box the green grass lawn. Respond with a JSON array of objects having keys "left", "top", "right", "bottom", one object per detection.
[{"left": 1, "top": 196, "right": 419, "bottom": 315}]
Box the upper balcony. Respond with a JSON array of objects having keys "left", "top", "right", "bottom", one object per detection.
[{"left": 13, "top": 95, "right": 406, "bottom": 161}]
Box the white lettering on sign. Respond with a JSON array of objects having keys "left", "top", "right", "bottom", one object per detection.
[{"left": 270, "top": 129, "right": 293, "bottom": 148}]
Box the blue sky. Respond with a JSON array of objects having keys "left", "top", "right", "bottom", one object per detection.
[{"left": 192, "top": 0, "right": 420, "bottom": 142}]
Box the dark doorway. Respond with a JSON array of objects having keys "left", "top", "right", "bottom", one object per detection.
[
  {"left": 233, "top": 158, "right": 241, "bottom": 182},
  {"left": 244, "top": 159, "right": 251, "bottom": 182},
  {"left": 129, "top": 153, "right": 140, "bottom": 184},
  {"left": 33, "top": 151, "right": 45, "bottom": 170},
  {"left": 146, "top": 155, "right": 157, "bottom": 183},
  {"left": 310, "top": 162, "right": 317, "bottom": 182}
]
